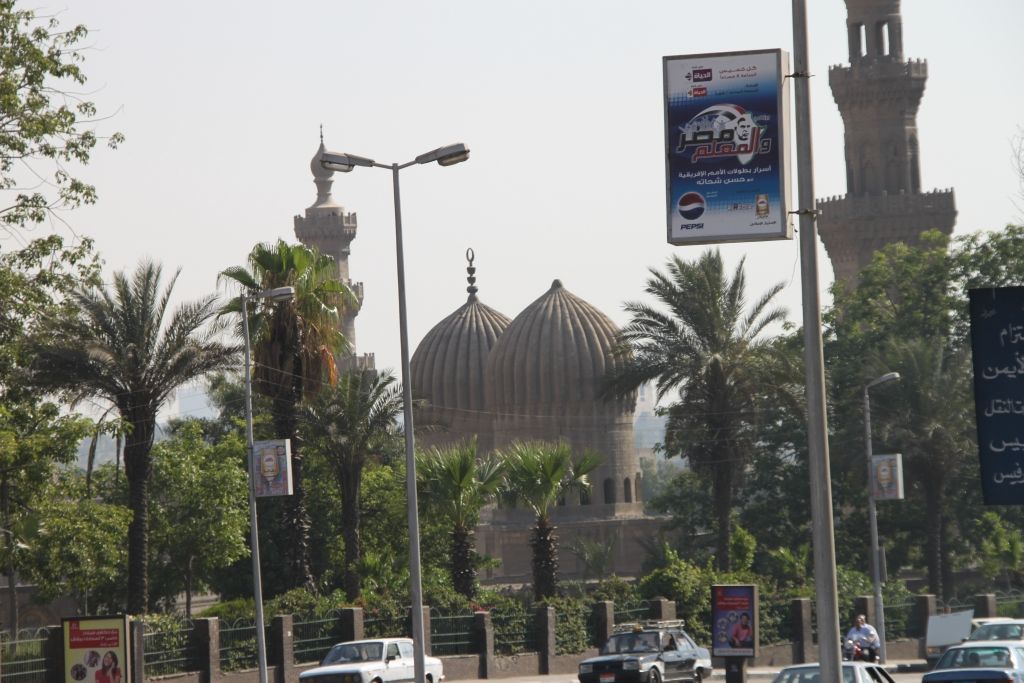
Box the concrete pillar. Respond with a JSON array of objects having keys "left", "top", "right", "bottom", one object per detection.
[
  {"left": 854, "top": 596, "right": 875, "bottom": 626},
  {"left": 192, "top": 618, "right": 220, "bottom": 683},
  {"left": 271, "top": 615, "right": 293, "bottom": 683},
  {"left": 914, "top": 594, "right": 937, "bottom": 657},
  {"left": 473, "top": 611, "right": 495, "bottom": 679},
  {"left": 592, "top": 601, "right": 614, "bottom": 648},
  {"left": 45, "top": 626, "right": 64, "bottom": 683},
  {"left": 791, "top": 598, "right": 813, "bottom": 664},
  {"left": 974, "top": 594, "right": 998, "bottom": 619},
  {"left": 536, "top": 605, "right": 556, "bottom": 674},
  {"left": 340, "top": 607, "right": 364, "bottom": 642},
  {"left": 129, "top": 620, "right": 145, "bottom": 683},
  {"left": 648, "top": 599, "right": 676, "bottom": 621}
]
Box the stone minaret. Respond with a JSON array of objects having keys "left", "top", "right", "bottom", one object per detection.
[
  {"left": 294, "top": 137, "right": 374, "bottom": 371},
  {"left": 818, "top": 0, "right": 956, "bottom": 287}
]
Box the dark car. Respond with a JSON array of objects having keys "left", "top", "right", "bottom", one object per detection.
[{"left": 578, "top": 620, "right": 711, "bottom": 683}]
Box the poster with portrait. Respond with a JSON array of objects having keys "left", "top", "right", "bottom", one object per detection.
[
  {"left": 711, "top": 584, "right": 758, "bottom": 658},
  {"left": 664, "top": 49, "right": 792, "bottom": 245},
  {"left": 871, "top": 453, "right": 904, "bottom": 500},
  {"left": 63, "top": 615, "right": 130, "bottom": 683},
  {"left": 252, "top": 439, "right": 294, "bottom": 497}
]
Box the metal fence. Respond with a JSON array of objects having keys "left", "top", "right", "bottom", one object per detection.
[
  {"left": 491, "top": 608, "right": 538, "bottom": 655},
  {"left": 293, "top": 610, "right": 346, "bottom": 664},
  {"left": 613, "top": 603, "right": 648, "bottom": 626},
  {"left": 142, "top": 618, "right": 197, "bottom": 677},
  {"left": 364, "top": 610, "right": 411, "bottom": 639},
  {"left": 430, "top": 609, "right": 475, "bottom": 656},
  {"left": 0, "top": 628, "right": 50, "bottom": 683},
  {"left": 219, "top": 618, "right": 263, "bottom": 672}
]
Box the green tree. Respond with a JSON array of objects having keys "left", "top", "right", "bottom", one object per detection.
[
  {"left": 497, "top": 440, "right": 599, "bottom": 600},
  {"left": 416, "top": 438, "right": 504, "bottom": 598},
  {"left": 220, "top": 239, "right": 353, "bottom": 592},
  {"left": 604, "top": 249, "right": 796, "bottom": 570},
  {"left": 0, "top": 2, "right": 122, "bottom": 232},
  {"left": 149, "top": 421, "right": 249, "bottom": 614},
  {"left": 31, "top": 261, "right": 237, "bottom": 613},
  {"left": 302, "top": 369, "right": 403, "bottom": 600}
]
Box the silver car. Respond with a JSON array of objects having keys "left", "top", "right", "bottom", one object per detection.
[
  {"left": 923, "top": 641, "right": 1024, "bottom": 683},
  {"left": 299, "top": 638, "right": 444, "bottom": 683},
  {"left": 770, "top": 661, "right": 896, "bottom": 683}
]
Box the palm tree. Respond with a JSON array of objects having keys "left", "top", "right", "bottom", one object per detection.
[
  {"left": 302, "top": 368, "right": 403, "bottom": 601},
  {"left": 871, "top": 337, "right": 974, "bottom": 599},
  {"left": 416, "top": 438, "right": 505, "bottom": 598},
  {"left": 603, "top": 249, "right": 795, "bottom": 571},
  {"left": 220, "top": 239, "right": 353, "bottom": 591},
  {"left": 32, "top": 261, "right": 237, "bottom": 613},
  {"left": 497, "top": 440, "right": 599, "bottom": 600}
]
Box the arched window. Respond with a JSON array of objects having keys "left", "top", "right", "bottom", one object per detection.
[
  {"left": 580, "top": 488, "right": 591, "bottom": 505},
  {"left": 623, "top": 478, "right": 633, "bottom": 503},
  {"left": 635, "top": 472, "right": 642, "bottom": 503},
  {"left": 879, "top": 21, "right": 890, "bottom": 56},
  {"left": 603, "top": 478, "right": 615, "bottom": 504}
]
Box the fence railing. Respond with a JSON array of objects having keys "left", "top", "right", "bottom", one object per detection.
[
  {"left": 293, "top": 610, "right": 346, "bottom": 665},
  {"left": 491, "top": 608, "right": 537, "bottom": 655},
  {"left": 430, "top": 609, "right": 475, "bottom": 656},
  {"left": 0, "top": 628, "right": 50, "bottom": 683},
  {"left": 219, "top": 618, "right": 262, "bottom": 672},
  {"left": 142, "top": 617, "right": 197, "bottom": 677}
]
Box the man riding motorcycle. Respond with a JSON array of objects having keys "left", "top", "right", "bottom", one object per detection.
[{"left": 844, "top": 614, "right": 880, "bottom": 662}]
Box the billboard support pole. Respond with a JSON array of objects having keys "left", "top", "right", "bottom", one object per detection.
[{"left": 791, "top": 2, "right": 842, "bottom": 683}]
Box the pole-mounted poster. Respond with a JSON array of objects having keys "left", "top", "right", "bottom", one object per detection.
[
  {"left": 63, "top": 615, "right": 130, "bottom": 683},
  {"left": 252, "top": 439, "right": 294, "bottom": 497},
  {"left": 664, "top": 49, "right": 792, "bottom": 245}
]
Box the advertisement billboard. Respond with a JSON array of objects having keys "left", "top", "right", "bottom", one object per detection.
[
  {"left": 252, "top": 438, "right": 294, "bottom": 497},
  {"left": 62, "top": 615, "right": 130, "bottom": 683},
  {"left": 871, "top": 453, "right": 904, "bottom": 501},
  {"left": 711, "top": 584, "right": 758, "bottom": 658},
  {"left": 664, "top": 49, "right": 792, "bottom": 245},
  {"left": 969, "top": 287, "right": 1024, "bottom": 504}
]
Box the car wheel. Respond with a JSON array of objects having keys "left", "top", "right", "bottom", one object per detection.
[
  {"left": 694, "top": 669, "right": 703, "bottom": 683},
  {"left": 649, "top": 668, "right": 662, "bottom": 683},
  {"left": 426, "top": 676, "right": 433, "bottom": 683}
]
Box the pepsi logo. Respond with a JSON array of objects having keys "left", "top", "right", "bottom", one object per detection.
[{"left": 678, "top": 192, "right": 705, "bottom": 220}]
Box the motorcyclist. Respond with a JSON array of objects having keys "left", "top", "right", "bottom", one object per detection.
[{"left": 845, "top": 614, "right": 880, "bottom": 662}]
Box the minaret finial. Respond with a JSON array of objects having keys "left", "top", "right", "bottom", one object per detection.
[
  {"left": 319, "top": 124, "right": 324, "bottom": 144},
  {"left": 465, "top": 248, "right": 478, "bottom": 298}
]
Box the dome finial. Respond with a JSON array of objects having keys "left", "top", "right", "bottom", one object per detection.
[
  {"left": 466, "top": 248, "right": 478, "bottom": 298},
  {"left": 319, "top": 123, "right": 324, "bottom": 144}
]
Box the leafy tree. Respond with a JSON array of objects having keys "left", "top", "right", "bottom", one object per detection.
[
  {"left": 220, "top": 239, "right": 353, "bottom": 592},
  {"left": 975, "top": 512, "right": 1024, "bottom": 590},
  {"left": 31, "top": 261, "right": 238, "bottom": 613},
  {"left": 302, "top": 368, "right": 403, "bottom": 600},
  {"left": 604, "top": 249, "right": 797, "bottom": 570},
  {"left": 497, "top": 440, "right": 599, "bottom": 600},
  {"left": 416, "top": 438, "right": 504, "bottom": 598},
  {"left": 148, "top": 421, "right": 249, "bottom": 614},
  {"left": 0, "top": 2, "right": 123, "bottom": 232}
]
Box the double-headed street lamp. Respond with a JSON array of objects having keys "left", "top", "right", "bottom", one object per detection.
[
  {"left": 242, "top": 286, "right": 296, "bottom": 683},
  {"left": 864, "top": 371, "right": 900, "bottom": 664},
  {"left": 321, "top": 142, "right": 470, "bottom": 683}
]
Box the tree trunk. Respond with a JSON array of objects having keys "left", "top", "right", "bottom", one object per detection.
[
  {"left": 339, "top": 459, "right": 363, "bottom": 602},
  {"left": 940, "top": 511, "right": 954, "bottom": 602},
  {"left": 185, "top": 556, "right": 193, "bottom": 617},
  {"left": 713, "top": 455, "right": 735, "bottom": 572},
  {"left": 123, "top": 403, "right": 155, "bottom": 615},
  {"left": 924, "top": 489, "right": 942, "bottom": 598},
  {"left": 531, "top": 516, "right": 558, "bottom": 600},
  {"left": 272, "top": 392, "right": 314, "bottom": 592},
  {"left": 2, "top": 479, "right": 17, "bottom": 635},
  {"left": 451, "top": 523, "right": 476, "bottom": 599}
]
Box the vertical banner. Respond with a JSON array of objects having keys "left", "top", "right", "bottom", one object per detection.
[
  {"left": 63, "top": 616, "right": 130, "bottom": 683},
  {"left": 664, "top": 49, "right": 791, "bottom": 245},
  {"left": 871, "top": 453, "right": 904, "bottom": 500},
  {"left": 969, "top": 287, "right": 1024, "bottom": 504},
  {"left": 252, "top": 439, "right": 294, "bottom": 497},
  {"left": 711, "top": 584, "right": 758, "bottom": 658}
]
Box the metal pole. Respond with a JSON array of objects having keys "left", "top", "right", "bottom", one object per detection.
[
  {"left": 242, "top": 295, "right": 269, "bottom": 683},
  {"left": 392, "top": 162, "right": 428, "bottom": 683},
  {"left": 792, "top": 2, "right": 842, "bottom": 682},
  {"left": 864, "top": 385, "right": 887, "bottom": 663}
]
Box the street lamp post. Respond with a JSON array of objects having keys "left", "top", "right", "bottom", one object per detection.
[
  {"left": 321, "top": 143, "right": 469, "bottom": 683},
  {"left": 864, "top": 371, "right": 900, "bottom": 664},
  {"left": 241, "top": 286, "right": 296, "bottom": 683}
]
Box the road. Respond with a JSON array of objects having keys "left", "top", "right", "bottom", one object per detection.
[{"left": 454, "top": 664, "right": 927, "bottom": 683}]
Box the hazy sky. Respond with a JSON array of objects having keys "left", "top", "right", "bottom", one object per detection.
[{"left": 18, "top": 1, "right": 1023, "bottom": 417}]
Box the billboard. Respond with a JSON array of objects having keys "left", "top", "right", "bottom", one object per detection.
[
  {"left": 969, "top": 287, "right": 1024, "bottom": 504},
  {"left": 252, "top": 439, "right": 294, "bottom": 497},
  {"left": 871, "top": 453, "right": 904, "bottom": 501},
  {"left": 63, "top": 615, "right": 130, "bottom": 683},
  {"left": 711, "top": 584, "right": 758, "bottom": 658},
  {"left": 664, "top": 49, "right": 792, "bottom": 245}
]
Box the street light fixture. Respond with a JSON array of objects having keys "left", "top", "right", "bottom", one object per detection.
[
  {"left": 241, "top": 285, "right": 296, "bottom": 683},
  {"left": 864, "top": 370, "right": 900, "bottom": 664},
  {"left": 321, "top": 143, "right": 469, "bottom": 683}
]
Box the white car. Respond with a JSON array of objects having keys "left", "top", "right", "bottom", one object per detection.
[
  {"left": 770, "top": 661, "right": 896, "bottom": 683},
  {"left": 300, "top": 638, "right": 444, "bottom": 683}
]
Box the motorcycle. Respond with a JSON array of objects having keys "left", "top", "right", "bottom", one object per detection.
[{"left": 842, "top": 638, "right": 879, "bottom": 663}]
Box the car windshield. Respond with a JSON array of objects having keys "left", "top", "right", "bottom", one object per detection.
[
  {"left": 936, "top": 646, "right": 1012, "bottom": 669},
  {"left": 322, "top": 642, "right": 384, "bottom": 664},
  {"left": 970, "top": 624, "right": 1024, "bottom": 641},
  {"left": 771, "top": 666, "right": 856, "bottom": 683},
  {"left": 603, "top": 632, "right": 661, "bottom": 654}
]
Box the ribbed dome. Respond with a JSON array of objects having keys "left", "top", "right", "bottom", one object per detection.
[
  {"left": 485, "top": 279, "right": 625, "bottom": 411},
  {"left": 411, "top": 293, "right": 511, "bottom": 413}
]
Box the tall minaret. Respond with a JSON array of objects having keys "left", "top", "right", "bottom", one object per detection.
[
  {"left": 294, "top": 135, "right": 375, "bottom": 371},
  {"left": 818, "top": 0, "right": 956, "bottom": 287}
]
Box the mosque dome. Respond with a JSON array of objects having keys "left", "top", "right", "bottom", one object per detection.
[
  {"left": 410, "top": 251, "right": 510, "bottom": 416},
  {"left": 485, "top": 279, "right": 629, "bottom": 412}
]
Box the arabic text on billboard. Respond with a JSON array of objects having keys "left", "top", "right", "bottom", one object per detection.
[{"left": 664, "top": 49, "right": 791, "bottom": 245}]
